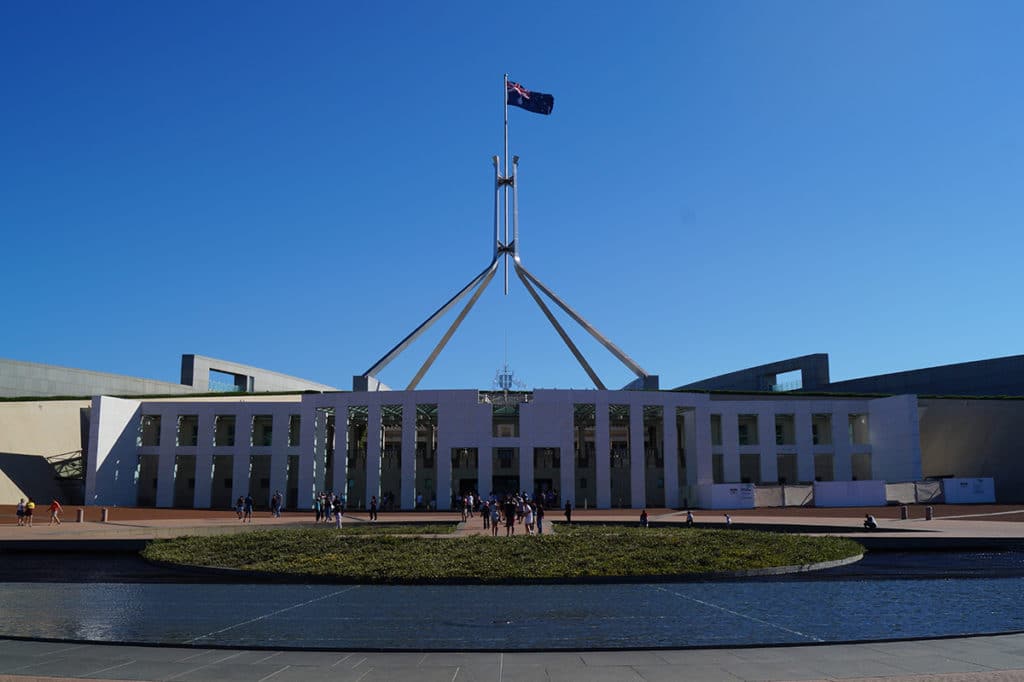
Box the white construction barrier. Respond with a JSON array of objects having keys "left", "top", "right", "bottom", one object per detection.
[
  {"left": 942, "top": 477, "right": 995, "bottom": 504},
  {"left": 754, "top": 485, "right": 784, "bottom": 508},
  {"left": 814, "top": 480, "right": 886, "bottom": 507},
  {"left": 915, "top": 479, "right": 944, "bottom": 503},
  {"left": 697, "top": 483, "right": 756, "bottom": 509},
  {"left": 885, "top": 482, "right": 917, "bottom": 505},
  {"left": 783, "top": 484, "right": 814, "bottom": 507}
]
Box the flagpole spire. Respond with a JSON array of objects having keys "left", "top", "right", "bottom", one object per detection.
[{"left": 503, "top": 73, "right": 510, "bottom": 295}]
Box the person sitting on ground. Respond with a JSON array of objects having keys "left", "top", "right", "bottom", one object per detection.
[{"left": 864, "top": 514, "right": 878, "bottom": 530}]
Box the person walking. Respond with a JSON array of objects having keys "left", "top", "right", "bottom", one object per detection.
[
  {"left": 25, "top": 499, "right": 35, "bottom": 527},
  {"left": 243, "top": 494, "right": 254, "bottom": 523},
  {"left": 564, "top": 499, "right": 572, "bottom": 525},
  {"left": 536, "top": 503, "right": 545, "bottom": 535},
  {"left": 16, "top": 499, "right": 25, "bottom": 527},
  {"left": 640, "top": 509, "right": 648, "bottom": 528},
  {"left": 48, "top": 499, "right": 63, "bottom": 526},
  {"left": 369, "top": 496, "right": 378, "bottom": 522}
]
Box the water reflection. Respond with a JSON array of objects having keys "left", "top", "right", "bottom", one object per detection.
[{"left": 1, "top": 576, "right": 1023, "bottom": 649}]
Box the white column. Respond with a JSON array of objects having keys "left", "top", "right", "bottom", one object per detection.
[
  {"left": 297, "top": 405, "right": 316, "bottom": 509},
  {"left": 519, "top": 441, "right": 533, "bottom": 500},
  {"left": 269, "top": 411, "right": 289, "bottom": 506},
  {"left": 331, "top": 401, "right": 349, "bottom": 499},
  {"left": 194, "top": 412, "right": 214, "bottom": 508},
  {"left": 795, "top": 410, "right": 814, "bottom": 483},
  {"left": 313, "top": 409, "right": 328, "bottom": 494},
  {"left": 476, "top": 443, "right": 492, "bottom": 499},
  {"left": 630, "top": 403, "right": 645, "bottom": 508},
  {"left": 366, "top": 403, "right": 382, "bottom": 505},
  {"left": 155, "top": 432, "right": 177, "bottom": 509},
  {"left": 663, "top": 404, "right": 679, "bottom": 508},
  {"left": 721, "top": 410, "right": 740, "bottom": 483},
  {"left": 560, "top": 418, "right": 575, "bottom": 509},
  {"left": 401, "top": 401, "right": 416, "bottom": 510},
  {"left": 595, "top": 396, "right": 610, "bottom": 508},
  {"left": 233, "top": 409, "right": 253, "bottom": 502},
  {"left": 758, "top": 410, "right": 778, "bottom": 485},
  {"left": 436, "top": 404, "right": 452, "bottom": 511},
  {"left": 689, "top": 406, "right": 715, "bottom": 508},
  {"left": 831, "top": 407, "right": 853, "bottom": 480}
]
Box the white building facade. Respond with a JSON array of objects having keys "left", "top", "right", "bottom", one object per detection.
[{"left": 86, "top": 389, "right": 922, "bottom": 510}]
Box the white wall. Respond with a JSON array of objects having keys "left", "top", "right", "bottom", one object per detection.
[
  {"left": 869, "top": 394, "right": 923, "bottom": 481},
  {"left": 86, "top": 396, "right": 141, "bottom": 506}
]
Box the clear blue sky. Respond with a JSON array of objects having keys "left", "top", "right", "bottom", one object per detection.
[{"left": 3, "top": 2, "right": 1022, "bottom": 391}]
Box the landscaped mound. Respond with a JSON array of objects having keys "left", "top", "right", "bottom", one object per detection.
[{"left": 141, "top": 525, "right": 862, "bottom": 583}]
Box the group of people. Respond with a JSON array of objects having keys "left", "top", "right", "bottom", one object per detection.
[
  {"left": 476, "top": 493, "right": 547, "bottom": 536},
  {"left": 313, "top": 491, "right": 347, "bottom": 528},
  {"left": 14, "top": 498, "right": 63, "bottom": 527},
  {"left": 234, "top": 494, "right": 255, "bottom": 522}
]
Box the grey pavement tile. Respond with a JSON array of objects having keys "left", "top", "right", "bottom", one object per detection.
[
  {"left": 166, "top": 661, "right": 305, "bottom": 681},
  {"left": 579, "top": 651, "right": 669, "bottom": 666},
  {"left": 245, "top": 650, "right": 357, "bottom": 666},
  {"left": 882, "top": 655, "right": 994, "bottom": 675},
  {"left": 803, "top": 658, "right": 923, "bottom": 678},
  {"left": 501, "top": 652, "right": 585, "bottom": 666},
  {"left": 420, "top": 651, "right": 502, "bottom": 666},
  {"left": 50, "top": 660, "right": 195, "bottom": 681},
  {"left": 263, "top": 664, "right": 370, "bottom": 682},
  {"left": 1, "top": 656, "right": 106, "bottom": 677},
  {"left": 717, "top": 660, "right": 831, "bottom": 681},
  {"left": 343, "top": 652, "right": 436, "bottom": 668},
  {"left": 0, "top": 656, "right": 51, "bottom": 675},
  {"left": 655, "top": 650, "right": 752, "bottom": 666},
  {"left": 546, "top": 665, "right": 646, "bottom": 682},
  {"left": 355, "top": 665, "right": 461, "bottom": 682},
  {"left": 492, "top": 664, "right": 547, "bottom": 682},
  {"left": 631, "top": 664, "right": 743, "bottom": 682},
  {"left": 452, "top": 664, "right": 501, "bottom": 680}
]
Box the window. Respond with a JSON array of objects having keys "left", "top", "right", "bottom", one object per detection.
[
  {"left": 288, "top": 415, "right": 301, "bottom": 446},
  {"left": 251, "top": 415, "right": 273, "bottom": 448},
  {"left": 138, "top": 415, "right": 161, "bottom": 447},
  {"left": 738, "top": 415, "right": 758, "bottom": 446},
  {"left": 176, "top": 415, "right": 198, "bottom": 447},
  {"left": 214, "top": 415, "right": 236, "bottom": 447}
]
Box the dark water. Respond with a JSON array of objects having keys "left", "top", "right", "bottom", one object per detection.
[{"left": 0, "top": 551, "right": 1022, "bottom": 650}]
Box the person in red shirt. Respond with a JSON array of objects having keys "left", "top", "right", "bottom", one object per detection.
[{"left": 48, "top": 499, "right": 63, "bottom": 526}]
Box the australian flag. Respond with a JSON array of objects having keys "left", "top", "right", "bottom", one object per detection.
[{"left": 507, "top": 80, "right": 554, "bottom": 115}]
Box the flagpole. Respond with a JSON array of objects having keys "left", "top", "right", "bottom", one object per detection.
[{"left": 503, "top": 73, "right": 510, "bottom": 295}]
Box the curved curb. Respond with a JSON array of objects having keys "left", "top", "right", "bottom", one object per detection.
[{"left": 141, "top": 552, "right": 864, "bottom": 585}]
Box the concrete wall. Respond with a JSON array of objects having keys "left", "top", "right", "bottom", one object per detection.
[
  {"left": 677, "top": 354, "right": 831, "bottom": 392},
  {"left": 0, "top": 399, "right": 90, "bottom": 503},
  {"left": 919, "top": 397, "right": 1024, "bottom": 502},
  {"left": 182, "top": 355, "right": 336, "bottom": 393},
  {"left": 0, "top": 359, "right": 199, "bottom": 398},
  {"left": 826, "top": 355, "right": 1024, "bottom": 397}
]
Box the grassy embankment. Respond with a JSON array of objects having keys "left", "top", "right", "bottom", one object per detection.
[{"left": 142, "top": 524, "right": 862, "bottom": 583}]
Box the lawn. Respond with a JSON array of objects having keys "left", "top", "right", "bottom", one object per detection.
[{"left": 141, "top": 524, "right": 863, "bottom": 583}]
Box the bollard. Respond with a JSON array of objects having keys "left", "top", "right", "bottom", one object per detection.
[
  {"left": 925, "top": 505, "right": 934, "bottom": 520},
  {"left": 76, "top": 508, "right": 84, "bottom": 523},
  {"left": 900, "top": 505, "right": 909, "bottom": 520},
  {"left": 100, "top": 508, "right": 109, "bottom": 523}
]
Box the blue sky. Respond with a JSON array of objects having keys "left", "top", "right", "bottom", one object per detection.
[{"left": 2, "top": 2, "right": 1022, "bottom": 392}]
